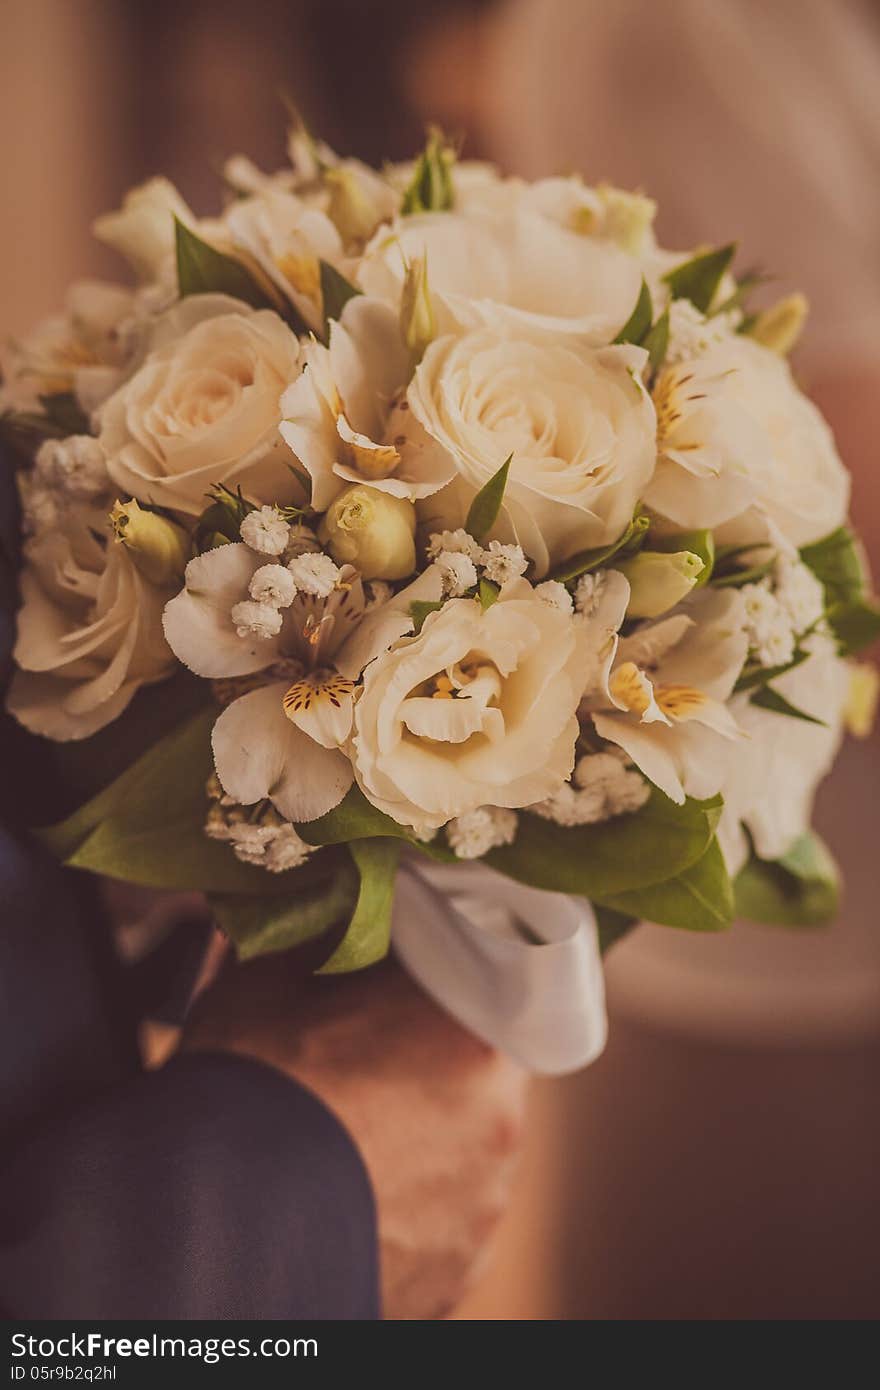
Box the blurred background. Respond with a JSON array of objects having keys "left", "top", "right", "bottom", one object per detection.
[{"left": 2, "top": 0, "right": 879, "bottom": 1319}]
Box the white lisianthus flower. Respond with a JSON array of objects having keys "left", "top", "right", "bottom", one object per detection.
[
  {"left": 409, "top": 333, "right": 656, "bottom": 577},
  {"left": 99, "top": 296, "right": 304, "bottom": 515},
  {"left": 352, "top": 579, "right": 591, "bottom": 834},
  {"left": 645, "top": 336, "right": 850, "bottom": 549},
  {"left": 7, "top": 501, "right": 175, "bottom": 740},
  {"left": 93, "top": 177, "right": 194, "bottom": 281},
  {"left": 715, "top": 634, "right": 849, "bottom": 875},
  {"left": 224, "top": 189, "right": 344, "bottom": 334},
  {"left": 357, "top": 176, "right": 642, "bottom": 341},
  {"left": 581, "top": 575, "right": 749, "bottom": 805},
  {"left": 279, "top": 296, "right": 455, "bottom": 510}
]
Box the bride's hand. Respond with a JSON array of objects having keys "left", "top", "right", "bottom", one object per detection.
[{"left": 182, "top": 946, "right": 527, "bottom": 1320}]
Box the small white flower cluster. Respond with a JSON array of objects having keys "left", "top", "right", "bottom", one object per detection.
[
  {"left": 35, "top": 435, "right": 109, "bottom": 501},
  {"left": 204, "top": 774, "right": 314, "bottom": 872},
  {"left": 446, "top": 805, "right": 518, "bottom": 859},
  {"left": 533, "top": 579, "right": 574, "bottom": 613},
  {"left": 741, "top": 560, "right": 824, "bottom": 669},
  {"left": 529, "top": 751, "right": 649, "bottom": 827},
  {"left": 428, "top": 528, "right": 528, "bottom": 597},
  {"left": 232, "top": 510, "right": 338, "bottom": 639},
  {"left": 573, "top": 570, "right": 608, "bottom": 618},
  {"left": 665, "top": 299, "right": 739, "bottom": 367}
]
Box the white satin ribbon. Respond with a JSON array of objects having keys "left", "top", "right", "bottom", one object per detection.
[{"left": 391, "top": 857, "right": 608, "bottom": 1076}]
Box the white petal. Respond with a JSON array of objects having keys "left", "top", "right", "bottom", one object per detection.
[
  {"left": 212, "top": 681, "right": 353, "bottom": 822},
  {"left": 282, "top": 673, "right": 355, "bottom": 749},
  {"left": 592, "top": 711, "right": 685, "bottom": 804},
  {"left": 163, "top": 543, "right": 278, "bottom": 678},
  {"left": 335, "top": 566, "right": 444, "bottom": 679}
]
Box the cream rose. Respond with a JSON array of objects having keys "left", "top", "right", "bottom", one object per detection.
[
  {"left": 645, "top": 335, "right": 850, "bottom": 548},
  {"left": 7, "top": 497, "right": 175, "bottom": 740},
  {"left": 99, "top": 296, "right": 304, "bottom": 515},
  {"left": 409, "top": 333, "right": 657, "bottom": 576},
  {"left": 352, "top": 580, "right": 590, "bottom": 833}
]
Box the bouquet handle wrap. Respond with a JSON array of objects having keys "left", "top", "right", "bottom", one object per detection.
[{"left": 391, "top": 859, "right": 608, "bottom": 1076}]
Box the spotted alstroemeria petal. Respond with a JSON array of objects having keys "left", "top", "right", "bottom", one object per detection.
[{"left": 283, "top": 670, "right": 356, "bottom": 748}]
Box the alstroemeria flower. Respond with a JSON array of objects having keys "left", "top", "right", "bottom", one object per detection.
[
  {"left": 224, "top": 189, "right": 345, "bottom": 335},
  {"left": 162, "top": 541, "right": 442, "bottom": 821},
  {"left": 580, "top": 574, "right": 748, "bottom": 804},
  {"left": 279, "top": 295, "right": 455, "bottom": 510}
]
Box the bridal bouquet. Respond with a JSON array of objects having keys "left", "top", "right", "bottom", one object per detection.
[{"left": 2, "top": 124, "right": 877, "bottom": 1063}]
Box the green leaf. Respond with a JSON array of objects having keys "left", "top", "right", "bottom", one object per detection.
[
  {"left": 38, "top": 392, "right": 90, "bottom": 435},
  {"left": 750, "top": 684, "right": 827, "bottom": 726},
  {"left": 478, "top": 578, "right": 500, "bottom": 611},
  {"left": 799, "top": 526, "right": 867, "bottom": 608},
  {"left": 642, "top": 308, "right": 670, "bottom": 374},
  {"left": 320, "top": 260, "right": 361, "bottom": 337},
  {"left": 36, "top": 709, "right": 303, "bottom": 894},
  {"left": 0, "top": 409, "right": 68, "bottom": 460},
  {"left": 193, "top": 484, "right": 255, "bottom": 553},
  {"left": 175, "top": 217, "right": 278, "bottom": 312},
  {"left": 409, "top": 599, "right": 443, "bottom": 634},
  {"left": 662, "top": 243, "right": 736, "bottom": 314},
  {"left": 597, "top": 837, "right": 733, "bottom": 932},
  {"left": 650, "top": 528, "right": 714, "bottom": 587},
  {"left": 712, "top": 558, "right": 776, "bottom": 588},
  {"left": 318, "top": 839, "right": 401, "bottom": 973},
  {"left": 733, "top": 647, "right": 809, "bottom": 694},
  {"left": 401, "top": 129, "right": 455, "bottom": 215},
  {"left": 297, "top": 784, "right": 456, "bottom": 862},
  {"left": 734, "top": 832, "right": 839, "bottom": 927},
  {"left": 465, "top": 455, "right": 511, "bottom": 542},
  {"left": 487, "top": 789, "right": 722, "bottom": 901},
  {"left": 594, "top": 904, "right": 638, "bottom": 955},
  {"left": 550, "top": 511, "right": 650, "bottom": 584},
  {"left": 826, "top": 597, "right": 880, "bottom": 656},
  {"left": 613, "top": 278, "right": 653, "bottom": 346},
  {"left": 210, "top": 854, "right": 358, "bottom": 960}
]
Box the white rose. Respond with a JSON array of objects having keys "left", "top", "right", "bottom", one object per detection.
[
  {"left": 353, "top": 580, "right": 590, "bottom": 833},
  {"left": 93, "top": 177, "right": 193, "bottom": 281},
  {"left": 715, "top": 634, "right": 849, "bottom": 875},
  {"left": 409, "top": 332, "right": 657, "bottom": 576},
  {"left": 357, "top": 176, "right": 642, "bottom": 341},
  {"left": 99, "top": 296, "right": 304, "bottom": 515},
  {"left": 645, "top": 335, "right": 850, "bottom": 548},
  {"left": 7, "top": 502, "right": 175, "bottom": 740}
]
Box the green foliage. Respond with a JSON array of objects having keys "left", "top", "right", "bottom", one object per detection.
[
  {"left": 642, "top": 308, "right": 670, "bottom": 373},
  {"left": 662, "top": 243, "right": 736, "bottom": 314},
  {"left": 318, "top": 839, "right": 402, "bottom": 973},
  {"left": 38, "top": 392, "right": 89, "bottom": 435},
  {"left": 175, "top": 217, "right": 278, "bottom": 312},
  {"left": 550, "top": 510, "right": 650, "bottom": 584},
  {"left": 36, "top": 709, "right": 300, "bottom": 894},
  {"left": 465, "top": 455, "right": 511, "bottom": 542},
  {"left": 800, "top": 526, "right": 880, "bottom": 655},
  {"left": 210, "top": 852, "right": 358, "bottom": 960},
  {"left": 478, "top": 578, "right": 500, "bottom": 611},
  {"left": 193, "top": 484, "right": 256, "bottom": 553},
  {"left": 750, "top": 685, "right": 827, "bottom": 726},
  {"left": 734, "top": 832, "right": 839, "bottom": 927},
  {"left": 613, "top": 278, "right": 653, "bottom": 346},
  {"left": 486, "top": 789, "right": 722, "bottom": 901},
  {"left": 597, "top": 837, "right": 733, "bottom": 932},
  {"left": 594, "top": 904, "right": 639, "bottom": 955},
  {"left": 409, "top": 599, "right": 443, "bottom": 634},
  {"left": 320, "top": 260, "right": 361, "bottom": 337}
]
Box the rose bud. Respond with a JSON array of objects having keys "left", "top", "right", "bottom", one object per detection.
[{"left": 319, "top": 485, "right": 416, "bottom": 580}]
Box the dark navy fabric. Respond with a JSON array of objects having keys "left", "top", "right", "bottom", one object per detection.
[{"left": 0, "top": 458, "right": 379, "bottom": 1320}]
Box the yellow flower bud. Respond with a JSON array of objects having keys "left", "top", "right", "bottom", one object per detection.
[
  {"left": 750, "top": 293, "right": 809, "bottom": 356},
  {"left": 324, "top": 168, "right": 379, "bottom": 247},
  {"left": 400, "top": 254, "right": 436, "bottom": 367},
  {"left": 110, "top": 498, "right": 189, "bottom": 587},
  {"left": 845, "top": 662, "right": 879, "bottom": 739},
  {"left": 618, "top": 550, "right": 705, "bottom": 618},
  {"left": 319, "top": 485, "right": 416, "bottom": 580}
]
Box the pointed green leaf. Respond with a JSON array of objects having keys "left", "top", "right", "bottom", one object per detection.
[
  {"left": 478, "top": 578, "right": 500, "bottom": 611},
  {"left": 595, "top": 905, "right": 639, "bottom": 955},
  {"left": 613, "top": 278, "right": 653, "bottom": 346},
  {"left": 465, "top": 454, "right": 511, "bottom": 542},
  {"left": 799, "top": 525, "right": 868, "bottom": 607},
  {"left": 210, "top": 854, "right": 358, "bottom": 960},
  {"left": 175, "top": 216, "right": 277, "bottom": 311},
  {"left": 597, "top": 836, "right": 733, "bottom": 931},
  {"left": 409, "top": 598, "right": 443, "bottom": 634},
  {"left": 487, "top": 789, "right": 722, "bottom": 900},
  {"left": 401, "top": 129, "right": 455, "bottom": 215},
  {"left": 297, "top": 784, "right": 456, "bottom": 862},
  {"left": 318, "top": 839, "right": 401, "bottom": 973},
  {"left": 642, "top": 308, "right": 670, "bottom": 373},
  {"left": 826, "top": 597, "right": 880, "bottom": 656},
  {"left": 734, "top": 647, "right": 809, "bottom": 694},
  {"left": 750, "top": 684, "right": 827, "bottom": 726},
  {"left": 320, "top": 259, "right": 361, "bottom": 337},
  {"left": 38, "top": 392, "right": 89, "bottom": 435},
  {"left": 662, "top": 243, "right": 736, "bottom": 314},
  {"left": 734, "top": 832, "right": 839, "bottom": 927}
]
